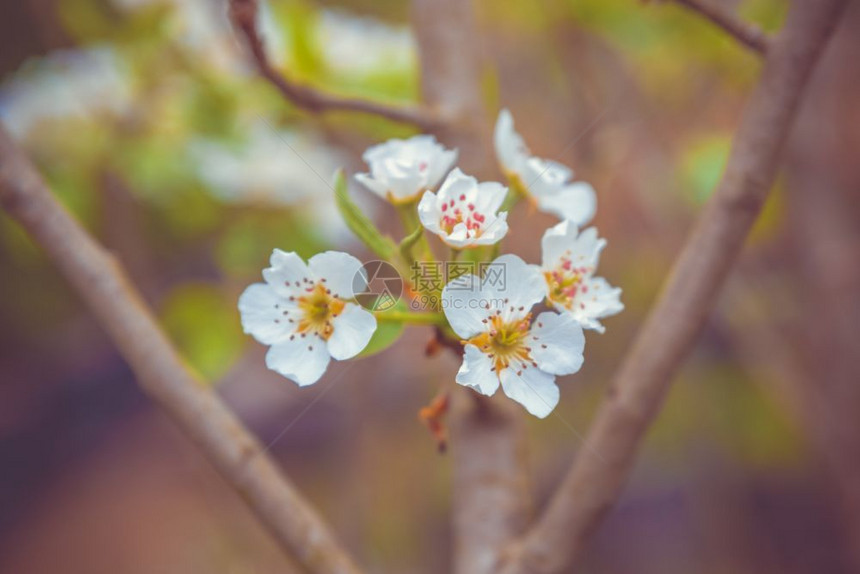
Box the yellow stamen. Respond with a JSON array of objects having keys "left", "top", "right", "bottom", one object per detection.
[
  {"left": 468, "top": 313, "right": 533, "bottom": 373},
  {"left": 296, "top": 283, "right": 345, "bottom": 340}
]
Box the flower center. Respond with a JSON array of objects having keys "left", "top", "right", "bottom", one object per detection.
[
  {"left": 545, "top": 257, "right": 591, "bottom": 309},
  {"left": 296, "top": 283, "right": 345, "bottom": 340},
  {"left": 439, "top": 196, "right": 487, "bottom": 237},
  {"left": 469, "top": 314, "right": 535, "bottom": 374}
]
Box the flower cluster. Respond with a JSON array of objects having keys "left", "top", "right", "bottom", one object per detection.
[{"left": 238, "top": 110, "right": 623, "bottom": 417}]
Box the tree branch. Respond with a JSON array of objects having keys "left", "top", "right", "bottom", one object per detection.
[
  {"left": 499, "top": 1, "right": 848, "bottom": 572},
  {"left": 667, "top": 0, "right": 770, "bottom": 55},
  {"left": 450, "top": 392, "right": 532, "bottom": 574},
  {"left": 0, "top": 124, "right": 364, "bottom": 574},
  {"left": 228, "top": 0, "right": 441, "bottom": 130},
  {"left": 411, "top": 1, "right": 530, "bottom": 572}
]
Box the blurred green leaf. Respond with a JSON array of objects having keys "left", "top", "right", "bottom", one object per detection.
[
  {"left": 358, "top": 300, "right": 411, "bottom": 358},
  {"left": 160, "top": 283, "right": 243, "bottom": 381},
  {"left": 216, "top": 211, "right": 328, "bottom": 279},
  {"left": 359, "top": 316, "right": 405, "bottom": 358},
  {"left": 59, "top": 0, "right": 171, "bottom": 45},
  {"left": 740, "top": 0, "right": 788, "bottom": 33},
  {"left": 680, "top": 134, "right": 731, "bottom": 205}
]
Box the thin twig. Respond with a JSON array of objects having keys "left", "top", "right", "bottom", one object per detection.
[
  {"left": 667, "top": 0, "right": 770, "bottom": 54},
  {"left": 0, "top": 124, "right": 365, "bottom": 574},
  {"left": 498, "top": 0, "right": 848, "bottom": 572},
  {"left": 228, "top": 0, "right": 441, "bottom": 130}
]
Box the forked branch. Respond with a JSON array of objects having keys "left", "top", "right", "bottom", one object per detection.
[
  {"left": 0, "top": 125, "right": 365, "bottom": 574},
  {"left": 499, "top": 0, "right": 848, "bottom": 572},
  {"left": 228, "top": 0, "right": 441, "bottom": 130},
  {"left": 668, "top": 0, "right": 770, "bottom": 54}
]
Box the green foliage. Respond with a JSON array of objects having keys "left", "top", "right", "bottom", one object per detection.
[
  {"left": 333, "top": 170, "right": 398, "bottom": 260},
  {"left": 680, "top": 133, "right": 731, "bottom": 205},
  {"left": 359, "top": 315, "right": 406, "bottom": 358},
  {"left": 215, "top": 211, "right": 328, "bottom": 279},
  {"left": 58, "top": 0, "right": 171, "bottom": 45},
  {"left": 160, "top": 283, "right": 244, "bottom": 381},
  {"left": 740, "top": 0, "right": 789, "bottom": 33}
]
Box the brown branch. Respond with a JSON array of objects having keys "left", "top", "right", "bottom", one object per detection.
[
  {"left": 498, "top": 1, "right": 848, "bottom": 572},
  {"left": 410, "top": 0, "right": 530, "bottom": 572},
  {"left": 666, "top": 0, "right": 770, "bottom": 55},
  {"left": 0, "top": 124, "right": 364, "bottom": 574},
  {"left": 228, "top": 0, "right": 440, "bottom": 130},
  {"left": 450, "top": 392, "right": 532, "bottom": 574}
]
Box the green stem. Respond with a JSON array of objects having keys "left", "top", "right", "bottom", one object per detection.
[{"left": 396, "top": 200, "right": 435, "bottom": 262}]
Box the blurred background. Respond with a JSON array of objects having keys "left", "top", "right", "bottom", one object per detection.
[{"left": 1, "top": 0, "right": 860, "bottom": 573}]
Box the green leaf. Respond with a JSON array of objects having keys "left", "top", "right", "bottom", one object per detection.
[
  {"left": 334, "top": 169, "right": 398, "bottom": 259},
  {"left": 160, "top": 284, "right": 244, "bottom": 381},
  {"left": 358, "top": 317, "right": 406, "bottom": 358}
]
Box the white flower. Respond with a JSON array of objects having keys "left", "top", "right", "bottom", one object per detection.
[
  {"left": 539, "top": 220, "right": 623, "bottom": 333},
  {"left": 417, "top": 168, "right": 509, "bottom": 248},
  {"left": 356, "top": 135, "right": 458, "bottom": 204},
  {"left": 494, "top": 109, "right": 596, "bottom": 225},
  {"left": 239, "top": 249, "right": 377, "bottom": 386},
  {"left": 442, "top": 254, "right": 585, "bottom": 418}
]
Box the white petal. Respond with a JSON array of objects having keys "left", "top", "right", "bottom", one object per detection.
[
  {"left": 521, "top": 157, "right": 570, "bottom": 198},
  {"left": 308, "top": 251, "right": 364, "bottom": 299},
  {"left": 442, "top": 223, "right": 471, "bottom": 248},
  {"left": 571, "top": 277, "right": 624, "bottom": 333},
  {"left": 473, "top": 212, "right": 509, "bottom": 246},
  {"left": 417, "top": 190, "right": 441, "bottom": 233},
  {"left": 537, "top": 181, "right": 597, "bottom": 226},
  {"left": 326, "top": 303, "right": 377, "bottom": 360},
  {"left": 437, "top": 168, "right": 476, "bottom": 202},
  {"left": 541, "top": 222, "right": 605, "bottom": 270},
  {"left": 238, "top": 283, "right": 295, "bottom": 345},
  {"left": 456, "top": 344, "right": 500, "bottom": 396},
  {"left": 499, "top": 366, "right": 559, "bottom": 418},
  {"left": 262, "top": 249, "right": 311, "bottom": 297},
  {"left": 355, "top": 172, "right": 388, "bottom": 199},
  {"left": 540, "top": 219, "right": 577, "bottom": 267},
  {"left": 427, "top": 148, "right": 459, "bottom": 189},
  {"left": 384, "top": 165, "right": 424, "bottom": 201},
  {"left": 265, "top": 334, "right": 331, "bottom": 386},
  {"left": 475, "top": 181, "right": 508, "bottom": 214},
  {"left": 482, "top": 254, "right": 544, "bottom": 321},
  {"left": 494, "top": 109, "right": 529, "bottom": 173},
  {"left": 362, "top": 138, "right": 399, "bottom": 163},
  {"left": 530, "top": 311, "right": 585, "bottom": 376},
  {"left": 441, "top": 274, "right": 493, "bottom": 339},
  {"left": 572, "top": 227, "right": 606, "bottom": 268}
]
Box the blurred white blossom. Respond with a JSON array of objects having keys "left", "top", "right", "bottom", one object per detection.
[
  {"left": 0, "top": 47, "right": 132, "bottom": 138},
  {"left": 190, "top": 124, "right": 346, "bottom": 204},
  {"left": 316, "top": 10, "right": 416, "bottom": 77}
]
